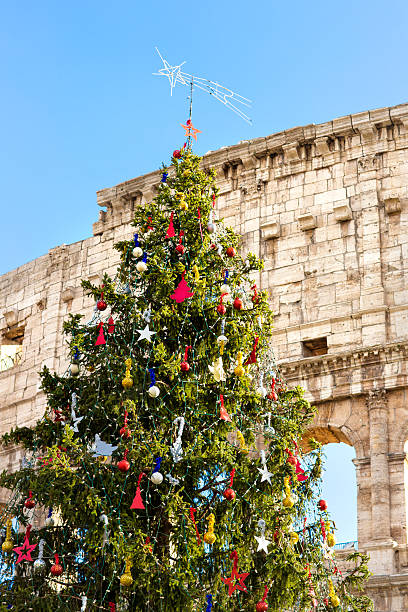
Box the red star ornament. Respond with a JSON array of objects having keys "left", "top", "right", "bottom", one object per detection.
[
  {"left": 180, "top": 119, "right": 201, "bottom": 141},
  {"left": 221, "top": 566, "right": 249, "bottom": 596},
  {"left": 13, "top": 530, "right": 37, "bottom": 563}
]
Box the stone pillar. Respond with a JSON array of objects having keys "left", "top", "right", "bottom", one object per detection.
[{"left": 366, "top": 389, "right": 397, "bottom": 574}]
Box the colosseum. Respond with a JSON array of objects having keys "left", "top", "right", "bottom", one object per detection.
[{"left": 1, "top": 102, "right": 408, "bottom": 610}]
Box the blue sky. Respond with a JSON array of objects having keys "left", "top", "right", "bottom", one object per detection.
[{"left": 2, "top": 0, "right": 404, "bottom": 540}]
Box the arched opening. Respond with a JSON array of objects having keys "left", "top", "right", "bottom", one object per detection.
[{"left": 302, "top": 427, "right": 358, "bottom": 547}]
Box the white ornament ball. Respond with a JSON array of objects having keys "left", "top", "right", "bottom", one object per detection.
[
  {"left": 45, "top": 517, "right": 55, "bottom": 527},
  {"left": 70, "top": 363, "right": 79, "bottom": 376},
  {"left": 220, "top": 284, "right": 231, "bottom": 294},
  {"left": 256, "top": 386, "right": 268, "bottom": 399},
  {"left": 133, "top": 246, "right": 143, "bottom": 258},
  {"left": 136, "top": 261, "right": 147, "bottom": 273},
  {"left": 148, "top": 385, "right": 160, "bottom": 398},
  {"left": 217, "top": 334, "right": 228, "bottom": 346},
  {"left": 33, "top": 559, "right": 46, "bottom": 574},
  {"left": 151, "top": 472, "right": 163, "bottom": 485},
  {"left": 207, "top": 223, "right": 215, "bottom": 234}
]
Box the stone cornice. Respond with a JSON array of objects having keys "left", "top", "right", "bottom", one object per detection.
[
  {"left": 279, "top": 341, "right": 408, "bottom": 402},
  {"left": 93, "top": 102, "right": 408, "bottom": 235}
]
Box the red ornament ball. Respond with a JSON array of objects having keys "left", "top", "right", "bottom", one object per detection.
[
  {"left": 173, "top": 150, "right": 182, "bottom": 159},
  {"left": 180, "top": 361, "right": 190, "bottom": 372},
  {"left": 175, "top": 244, "right": 185, "bottom": 255},
  {"left": 223, "top": 488, "right": 236, "bottom": 501},
  {"left": 117, "top": 460, "right": 130, "bottom": 473},
  {"left": 97, "top": 299, "right": 107, "bottom": 311},
  {"left": 268, "top": 390, "right": 278, "bottom": 401},
  {"left": 256, "top": 602, "right": 268, "bottom": 612},
  {"left": 233, "top": 298, "right": 243, "bottom": 310},
  {"left": 318, "top": 499, "right": 328, "bottom": 511},
  {"left": 226, "top": 247, "right": 236, "bottom": 258},
  {"left": 24, "top": 498, "right": 35, "bottom": 509},
  {"left": 217, "top": 304, "right": 226, "bottom": 315},
  {"left": 50, "top": 563, "right": 63, "bottom": 577},
  {"left": 119, "top": 426, "right": 131, "bottom": 439}
]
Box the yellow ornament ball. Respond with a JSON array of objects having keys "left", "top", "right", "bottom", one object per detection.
[
  {"left": 120, "top": 572, "right": 133, "bottom": 588},
  {"left": 330, "top": 594, "right": 340, "bottom": 607},
  {"left": 327, "top": 533, "right": 336, "bottom": 547},
  {"left": 203, "top": 532, "right": 216, "bottom": 545},
  {"left": 180, "top": 199, "right": 188, "bottom": 211},
  {"left": 2, "top": 539, "right": 13, "bottom": 553},
  {"left": 122, "top": 376, "right": 133, "bottom": 389},
  {"left": 234, "top": 364, "right": 244, "bottom": 377},
  {"left": 289, "top": 531, "right": 299, "bottom": 545},
  {"left": 283, "top": 495, "right": 294, "bottom": 508},
  {"left": 183, "top": 169, "right": 191, "bottom": 177}
]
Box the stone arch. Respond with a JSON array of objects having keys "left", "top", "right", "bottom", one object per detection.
[{"left": 300, "top": 410, "right": 365, "bottom": 460}]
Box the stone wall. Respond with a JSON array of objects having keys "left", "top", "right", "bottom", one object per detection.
[{"left": 2, "top": 102, "right": 408, "bottom": 610}]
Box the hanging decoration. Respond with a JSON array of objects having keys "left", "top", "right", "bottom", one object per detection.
[
  {"left": 122, "top": 358, "right": 133, "bottom": 389},
  {"left": 254, "top": 519, "right": 271, "bottom": 554},
  {"left": 50, "top": 553, "right": 63, "bottom": 576},
  {"left": 133, "top": 233, "right": 143, "bottom": 258},
  {"left": 257, "top": 450, "right": 273, "bottom": 485},
  {"left": 203, "top": 513, "right": 216, "bottom": 545},
  {"left": 221, "top": 550, "right": 249, "bottom": 596},
  {"left": 180, "top": 345, "right": 191, "bottom": 372},
  {"left": 219, "top": 394, "right": 232, "bottom": 422},
  {"left": 189, "top": 507, "right": 201, "bottom": 545},
  {"left": 13, "top": 525, "right": 36, "bottom": 563},
  {"left": 2, "top": 518, "right": 13, "bottom": 553},
  {"left": 170, "top": 416, "right": 185, "bottom": 463},
  {"left": 256, "top": 586, "right": 269, "bottom": 611},
  {"left": 151, "top": 457, "right": 163, "bottom": 484},
  {"left": 33, "top": 539, "right": 46, "bottom": 574},
  {"left": 120, "top": 557, "right": 134, "bottom": 587},
  {"left": 244, "top": 336, "right": 259, "bottom": 365},
  {"left": 92, "top": 434, "right": 118, "bottom": 457},
  {"left": 170, "top": 271, "right": 194, "bottom": 303},
  {"left": 97, "top": 286, "right": 107, "bottom": 311},
  {"left": 148, "top": 368, "right": 160, "bottom": 397},
  {"left": 95, "top": 322, "right": 106, "bottom": 346},
  {"left": 223, "top": 468, "right": 236, "bottom": 501},
  {"left": 136, "top": 324, "right": 157, "bottom": 342},
  {"left": 130, "top": 472, "right": 146, "bottom": 510}
]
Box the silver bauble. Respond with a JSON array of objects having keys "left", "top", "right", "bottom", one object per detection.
[
  {"left": 151, "top": 472, "right": 163, "bottom": 485},
  {"left": 207, "top": 223, "right": 215, "bottom": 233},
  {"left": 33, "top": 559, "right": 46, "bottom": 574},
  {"left": 132, "top": 246, "right": 143, "bottom": 258},
  {"left": 70, "top": 363, "right": 79, "bottom": 376}
]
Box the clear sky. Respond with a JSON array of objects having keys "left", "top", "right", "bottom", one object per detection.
[
  {"left": 2, "top": 0, "right": 401, "bottom": 541},
  {"left": 2, "top": 0, "right": 408, "bottom": 275}
]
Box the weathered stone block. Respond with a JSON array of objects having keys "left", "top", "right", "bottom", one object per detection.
[{"left": 297, "top": 213, "right": 317, "bottom": 231}]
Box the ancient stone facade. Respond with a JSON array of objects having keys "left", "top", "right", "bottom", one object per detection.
[{"left": 2, "top": 103, "right": 408, "bottom": 610}]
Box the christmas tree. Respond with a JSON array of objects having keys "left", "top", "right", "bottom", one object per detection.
[{"left": 0, "top": 141, "right": 372, "bottom": 611}]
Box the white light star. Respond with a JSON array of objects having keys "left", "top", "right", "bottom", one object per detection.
[
  {"left": 154, "top": 48, "right": 188, "bottom": 96},
  {"left": 254, "top": 534, "right": 271, "bottom": 553},
  {"left": 137, "top": 324, "right": 157, "bottom": 342},
  {"left": 257, "top": 464, "right": 273, "bottom": 485}
]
